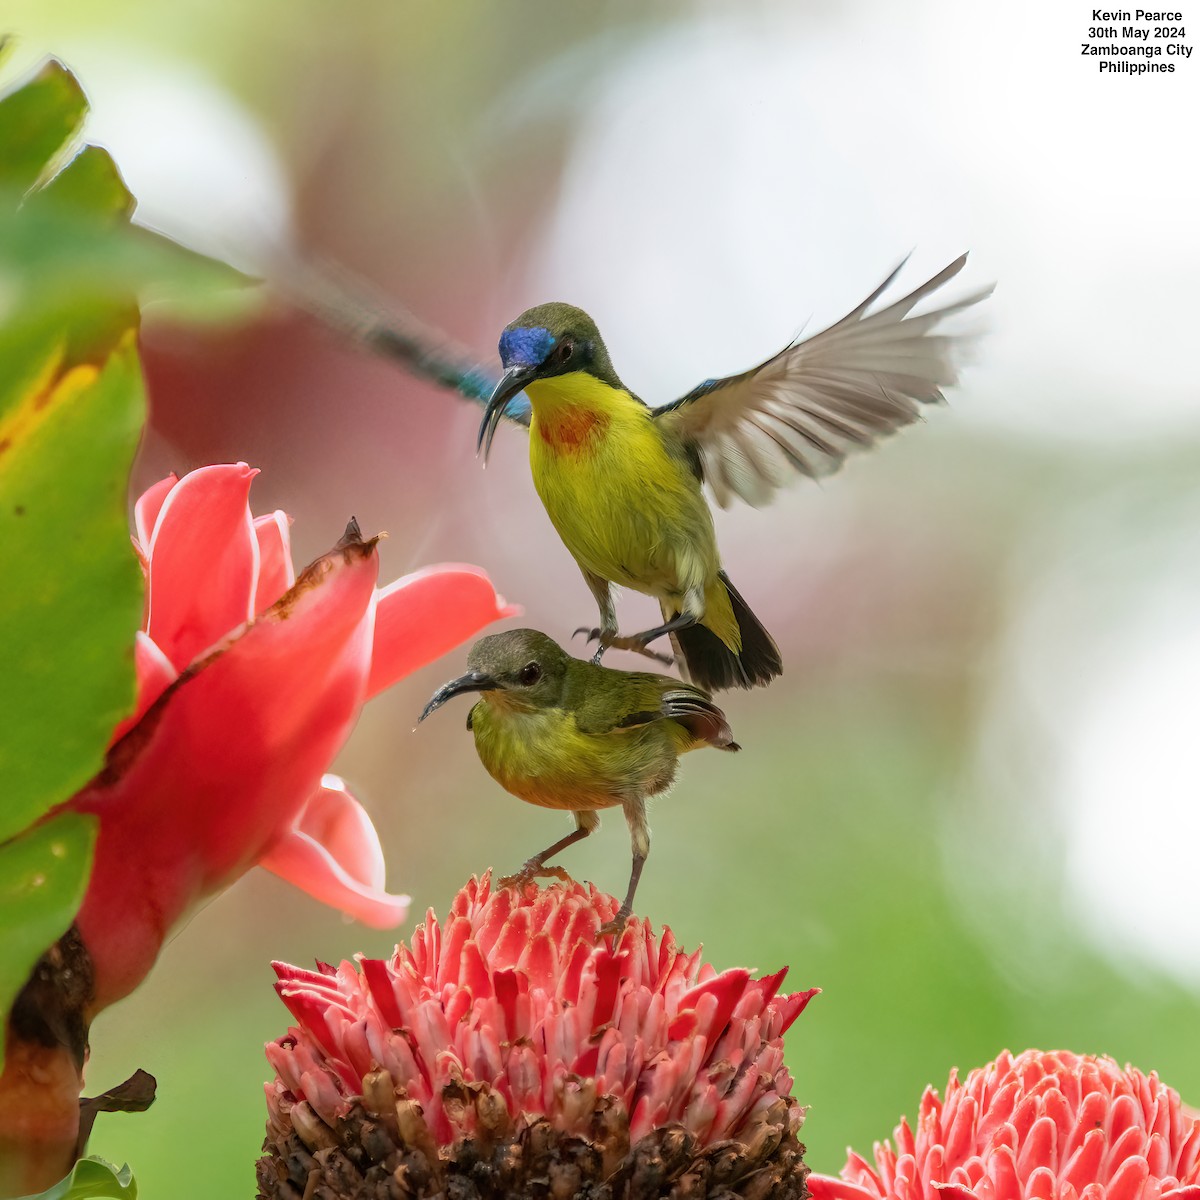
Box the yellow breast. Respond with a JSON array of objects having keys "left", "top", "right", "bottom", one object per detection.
[
  {"left": 524, "top": 373, "right": 718, "bottom": 597},
  {"left": 470, "top": 700, "right": 624, "bottom": 812}
]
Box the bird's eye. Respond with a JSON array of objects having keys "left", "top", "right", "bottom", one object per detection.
[
  {"left": 518, "top": 662, "right": 542, "bottom": 685},
  {"left": 552, "top": 340, "right": 574, "bottom": 365}
]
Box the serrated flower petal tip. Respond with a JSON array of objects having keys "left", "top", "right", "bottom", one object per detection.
[
  {"left": 259, "top": 877, "right": 816, "bottom": 1199},
  {"left": 809, "top": 1049, "right": 1200, "bottom": 1200}
]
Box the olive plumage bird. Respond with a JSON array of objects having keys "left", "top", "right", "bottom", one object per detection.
[
  {"left": 419, "top": 628, "right": 738, "bottom": 935},
  {"left": 478, "top": 256, "right": 991, "bottom": 690}
]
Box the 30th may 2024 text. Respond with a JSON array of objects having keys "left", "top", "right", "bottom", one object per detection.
[{"left": 1082, "top": 8, "right": 1193, "bottom": 71}]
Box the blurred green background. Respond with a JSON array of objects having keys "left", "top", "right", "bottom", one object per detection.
[{"left": 5, "top": 0, "right": 1199, "bottom": 1193}]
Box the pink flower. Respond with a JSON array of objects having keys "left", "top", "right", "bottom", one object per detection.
[
  {"left": 259, "top": 875, "right": 818, "bottom": 1199},
  {"left": 62, "top": 463, "right": 517, "bottom": 1012},
  {"left": 809, "top": 1049, "right": 1200, "bottom": 1200}
]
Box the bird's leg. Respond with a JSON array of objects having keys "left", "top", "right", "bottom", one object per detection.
[
  {"left": 601, "top": 594, "right": 701, "bottom": 657},
  {"left": 499, "top": 811, "right": 599, "bottom": 890},
  {"left": 597, "top": 797, "right": 649, "bottom": 940},
  {"left": 572, "top": 570, "right": 674, "bottom": 666},
  {"left": 572, "top": 569, "right": 621, "bottom": 663},
  {"left": 596, "top": 854, "right": 645, "bottom": 940},
  {"left": 576, "top": 632, "right": 675, "bottom": 667}
]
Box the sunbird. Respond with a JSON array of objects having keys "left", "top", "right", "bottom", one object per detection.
[
  {"left": 418, "top": 628, "right": 739, "bottom": 935},
  {"left": 477, "top": 255, "right": 991, "bottom": 691}
]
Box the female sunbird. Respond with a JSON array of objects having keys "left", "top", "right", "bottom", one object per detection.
[
  {"left": 478, "top": 255, "right": 991, "bottom": 691},
  {"left": 418, "top": 628, "right": 739, "bottom": 936}
]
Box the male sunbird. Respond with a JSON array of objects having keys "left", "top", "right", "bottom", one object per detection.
[
  {"left": 478, "top": 255, "right": 991, "bottom": 691},
  {"left": 418, "top": 628, "right": 738, "bottom": 935}
]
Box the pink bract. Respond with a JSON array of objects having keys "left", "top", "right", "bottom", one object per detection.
[
  {"left": 809, "top": 1049, "right": 1200, "bottom": 1200},
  {"left": 63, "top": 463, "right": 517, "bottom": 1011},
  {"left": 266, "top": 874, "right": 818, "bottom": 1149}
]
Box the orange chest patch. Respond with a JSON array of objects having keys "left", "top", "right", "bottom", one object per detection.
[{"left": 535, "top": 406, "right": 609, "bottom": 453}]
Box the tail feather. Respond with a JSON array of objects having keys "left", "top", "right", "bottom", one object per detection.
[{"left": 667, "top": 572, "right": 781, "bottom": 691}]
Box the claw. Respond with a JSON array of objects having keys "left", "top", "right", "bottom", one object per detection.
[
  {"left": 605, "top": 636, "right": 673, "bottom": 666},
  {"left": 573, "top": 626, "right": 673, "bottom": 667},
  {"left": 498, "top": 860, "right": 575, "bottom": 890},
  {"left": 637, "top": 645, "right": 674, "bottom": 667},
  {"left": 596, "top": 906, "right": 631, "bottom": 941}
]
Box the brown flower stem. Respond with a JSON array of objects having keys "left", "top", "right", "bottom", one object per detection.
[
  {"left": 0, "top": 1035, "right": 81, "bottom": 1196},
  {"left": 0, "top": 929, "right": 158, "bottom": 1197},
  {"left": 0, "top": 930, "right": 91, "bottom": 1197}
]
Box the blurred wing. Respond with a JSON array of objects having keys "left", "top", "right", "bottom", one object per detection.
[
  {"left": 653, "top": 255, "right": 992, "bottom": 508},
  {"left": 268, "top": 252, "right": 531, "bottom": 427}
]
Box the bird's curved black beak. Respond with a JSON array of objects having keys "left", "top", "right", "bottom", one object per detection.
[
  {"left": 418, "top": 670, "right": 496, "bottom": 723},
  {"left": 478, "top": 365, "right": 535, "bottom": 462}
]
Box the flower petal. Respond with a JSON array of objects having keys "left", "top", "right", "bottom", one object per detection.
[
  {"left": 263, "top": 877, "right": 812, "bottom": 1188},
  {"left": 108, "top": 632, "right": 178, "bottom": 745},
  {"left": 807, "top": 1177, "right": 883, "bottom": 1200},
  {"left": 259, "top": 775, "right": 409, "bottom": 928},
  {"left": 145, "top": 462, "right": 260, "bottom": 669},
  {"left": 254, "top": 510, "right": 295, "bottom": 614},
  {"left": 69, "top": 522, "right": 380, "bottom": 1008},
  {"left": 133, "top": 472, "right": 178, "bottom": 549},
  {"left": 825, "top": 1051, "right": 1200, "bottom": 1200},
  {"left": 366, "top": 564, "right": 519, "bottom": 698}
]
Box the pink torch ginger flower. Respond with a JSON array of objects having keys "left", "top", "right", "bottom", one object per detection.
[
  {"left": 259, "top": 874, "right": 818, "bottom": 1199},
  {"left": 61, "top": 463, "right": 517, "bottom": 1012},
  {"left": 809, "top": 1049, "right": 1200, "bottom": 1200}
]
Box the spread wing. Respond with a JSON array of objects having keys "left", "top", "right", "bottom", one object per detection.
[
  {"left": 269, "top": 252, "right": 531, "bottom": 427},
  {"left": 653, "top": 255, "right": 992, "bottom": 508}
]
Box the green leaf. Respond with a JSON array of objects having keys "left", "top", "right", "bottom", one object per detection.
[
  {"left": 0, "top": 58, "right": 261, "bottom": 1069},
  {"left": 27, "top": 145, "right": 136, "bottom": 223},
  {"left": 0, "top": 58, "right": 255, "bottom": 331},
  {"left": 0, "top": 200, "right": 254, "bottom": 331},
  {"left": 0, "top": 59, "right": 87, "bottom": 197},
  {"left": 0, "top": 53, "right": 174, "bottom": 1083},
  {"left": 0, "top": 813, "right": 97, "bottom": 1076},
  {"left": 16, "top": 1156, "right": 136, "bottom": 1200},
  {"left": 0, "top": 58, "right": 263, "bottom": 1071},
  {"left": 0, "top": 338, "right": 146, "bottom": 843}
]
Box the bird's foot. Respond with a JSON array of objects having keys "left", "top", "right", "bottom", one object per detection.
[
  {"left": 572, "top": 627, "right": 673, "bottom": 667},
  {"left": 605, "top": 634, "right": 674, "bottom": 666},
  {"left": 595, "top": 904, "right": 632, "bottom": 941},
  {"left": 498, "top": 859, "right": 575, "bottom": 891},
  {"left": 573, "top": 626, "right": 606, "bottom": 662},
  {"left": 573, "top": 628, "right": 604, "bottom": 657}
]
